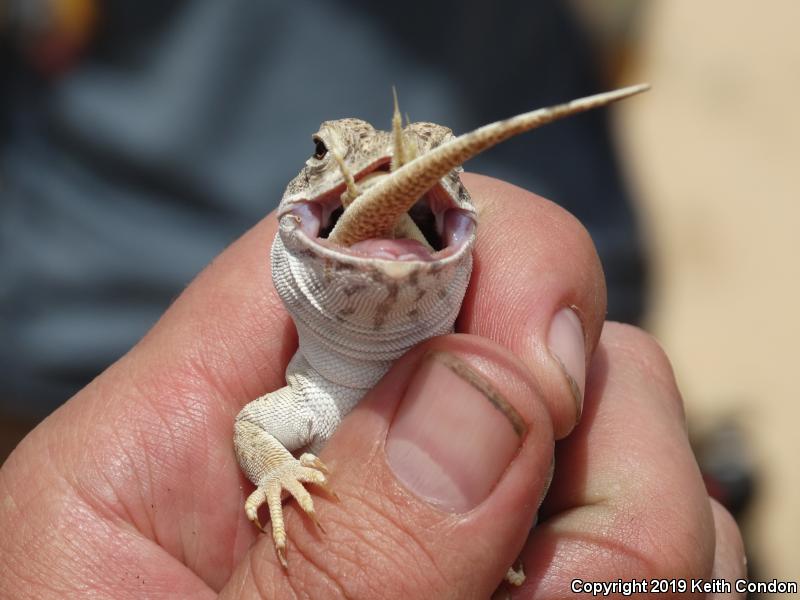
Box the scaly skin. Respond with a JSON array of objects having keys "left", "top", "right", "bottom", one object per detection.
[{"left": 233, "top": 84, "right": 649, "bottom": 574}]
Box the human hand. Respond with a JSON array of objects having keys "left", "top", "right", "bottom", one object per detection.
[{"left": 0, "top": 174, "right": 744, "bottom": 598}]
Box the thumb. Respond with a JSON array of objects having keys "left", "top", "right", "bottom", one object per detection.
[{"left": 221, "top": 334, "right": 555, "bottom": 599}]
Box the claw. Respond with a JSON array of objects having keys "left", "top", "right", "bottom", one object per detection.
[
  {"left": 277, "top": 545, "right": 288, "bottom": 569},
  {"left": 253, "top": 515, "right": 266, "bottom": 533},
  {"left": 245, "top": 489, "right": 269, "bottom": 532},
  {"left": 312, "top": 476, "right": 340, "bottom": 502},
  {"left": 299, "top": 453, "right": 329, "bottom": 474},
  {"left": 308, "top": 510, "right": 326, "bottom": 534}
]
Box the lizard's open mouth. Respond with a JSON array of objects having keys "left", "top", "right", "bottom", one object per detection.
[
  {"left": 280, "top": 84, "right": 650, "bottom": 266},
  {"left": 288, "top": 163, "right": 474, "bottom": 262}
]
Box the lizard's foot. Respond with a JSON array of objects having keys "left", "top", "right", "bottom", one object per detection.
[
  {"left": 244, "top": 453, "right": 334, "bottom": 567},
  {"left": 504, "top": 562, "right": 526, "bottom": 586}
]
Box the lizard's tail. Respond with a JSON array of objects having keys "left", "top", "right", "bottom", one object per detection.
[{"left": 328, "top": 83, "right": 650, "bottom": 247}]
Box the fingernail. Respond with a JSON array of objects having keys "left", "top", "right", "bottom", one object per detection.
[
  {"left": 386, "top": 352, "right": 525, "bottom": 512},
  {"left": 539, "top": 455, "right": 555, "bottom": 508},
  {"left": 547, "top": 307, "right": 586, "bottom": 419}
]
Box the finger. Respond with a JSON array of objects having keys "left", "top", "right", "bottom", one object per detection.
[
  {"left": 0, "top": 215, "right": 293, "bottom": 596},
  {"left": 459, "top": 173, "right": 607, "bottom": 439},
  {"left": 708, "top": 499, "right": 747, "bottom": 598},
  {"left": 220, "top": 334, "right": 555, "bottom": 599},
  {"left": 518, "top": 323, "right": 716, "bottom": 598},
  {"left": 134, "top": 215, "right": 295, "bottom": 401},
  {"left": 0, "top": 174, "right": 606, "bottom": 594},
  {"left": 64, "top": 173, "right": 603, "bottom": 588}
]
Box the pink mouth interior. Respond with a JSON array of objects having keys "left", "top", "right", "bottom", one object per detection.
[
  {"left": 290, "top": 190, "right": 473, "bottom": 262},
  {"left": 348, "top": 238, "right": 432, "bottom": 261}
]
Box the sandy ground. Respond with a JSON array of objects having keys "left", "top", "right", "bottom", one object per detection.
[{"left": 614, "top": 0, "right": 799, "bottom": 580}]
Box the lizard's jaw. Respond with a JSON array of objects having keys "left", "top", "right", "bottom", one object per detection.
[{"left": 286, "top": 183, "right": 474, "bottom": 264}]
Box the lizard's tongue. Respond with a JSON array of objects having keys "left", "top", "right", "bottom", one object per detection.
[
  {"left": 348, "top": 238, "right": 433, "bottom": 261},
  {"left": 339, "top": 208, "right": 473, "bottom": 261}
]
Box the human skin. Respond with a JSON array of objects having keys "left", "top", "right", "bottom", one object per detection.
[{"left": 0, "top": 174, "right": 745, "bottom": 598}]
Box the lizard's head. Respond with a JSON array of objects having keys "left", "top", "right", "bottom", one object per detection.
[
  {"left": 276, "top": 114, "right": 476, "bottom": 278},
  {"left": 274, "top": 84, "right": 649, "bottom": 278}
]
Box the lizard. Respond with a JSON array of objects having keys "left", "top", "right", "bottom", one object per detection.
[{"left": 233, "top": 83, "right": 650, "bottom": 580}]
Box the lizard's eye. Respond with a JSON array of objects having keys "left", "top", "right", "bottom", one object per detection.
[{"left": 313, "top": 137, "right": 328, "bottom": 160}]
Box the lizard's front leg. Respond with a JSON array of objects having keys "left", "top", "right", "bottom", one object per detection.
[{"left": 234, "top": 355, "right": 337, "bottom": 566}]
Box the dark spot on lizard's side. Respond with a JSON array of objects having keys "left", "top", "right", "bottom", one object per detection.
[
  {"left": 407, "top": 308, "right": 419, "bottom": 319},
  {"left": 437, "top": 288, "right": 448, "bottom": 300},
  {"left": 408, "top": 271, "right": 419, "bottom": 287},
  {"left": 386, "top": 282, "right": 399, "bottom": 301},
  {"left": 339, "top": 305, "right": 356, "bottom": 317},
  {"left": 415, "top": 289, "right": 427, "bottom": 302},
  {"left": 369, "top": 270, "right": 387, "bottom": 284},
  {"left": 374, "top": 282, "right": 399, "bottom": 330},
  {"left": 322, "top": 261, "right": 335, "bottom": 283},
  {"left": 342, "top": 283, "right": 367, "bottom": 297}
]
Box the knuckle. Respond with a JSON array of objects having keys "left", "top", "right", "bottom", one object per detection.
[
  {"left": 559, "top": 206, "right": 599, "bottom": 260},
  {"left": 709, "top": 498, "right": 747, "bottom": 577},
  {"left": 536, "top": 197, "right": 605, "bottom": 284},
  {"left": 601, "top": 322, "right": 684, "bottom": 414},
  {"left": 540, "top": 202, "right": 607, "bottom": 325}
]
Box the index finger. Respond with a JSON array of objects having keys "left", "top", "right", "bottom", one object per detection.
[{"left": 459, "top": 173, "right": 607, "bottom": 438}]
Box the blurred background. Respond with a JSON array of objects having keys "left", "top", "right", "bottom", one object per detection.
[
  {"left": 610, "top": 0, "right": 800, "bottom": 588},
  {"left": 0, "top": 0, "right": 797, "bottom": 588}
]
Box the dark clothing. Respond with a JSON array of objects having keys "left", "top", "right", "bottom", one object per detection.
[{"left": 0, "top": 0, "right": 646, "bottom": 419}]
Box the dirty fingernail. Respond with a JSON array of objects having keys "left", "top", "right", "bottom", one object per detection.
[
  {"left": 386, "top": 352, "right": 525, "bottom": 512},
  {"left": 547, "top": 307, "right": 586, "bottom": 419}
]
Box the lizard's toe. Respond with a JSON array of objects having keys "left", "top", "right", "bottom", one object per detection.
[
  {"left": 504, "top": 562, "right": 526, "bottom": 586},
  {"left": 245, "top": 454, "right": 331, "bottom": 567},
  {"left": 244, "top": 487, "right": 268, "bottom": 531},
  {"left": 299, "top": 452, "right": 329, "bottom": 474}
]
